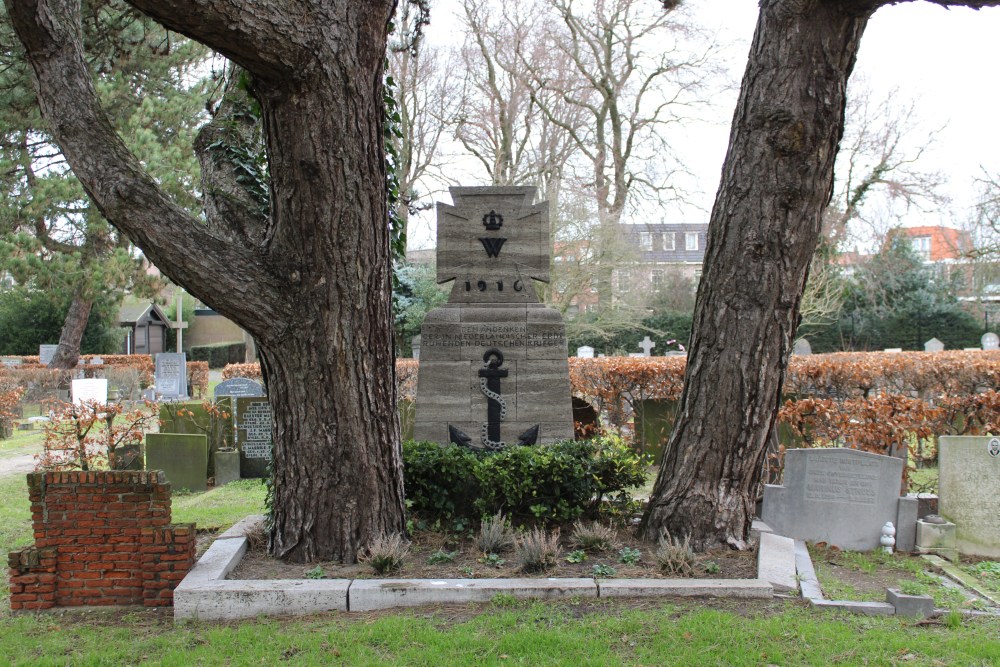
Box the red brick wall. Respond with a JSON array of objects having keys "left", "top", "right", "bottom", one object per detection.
[{"left": 8, "top": 471, "right": 195, "bottom": 610}]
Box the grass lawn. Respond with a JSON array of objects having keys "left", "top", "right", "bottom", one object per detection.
[{"left": 0, "top": 599, "right": 997, "bottom": 665}]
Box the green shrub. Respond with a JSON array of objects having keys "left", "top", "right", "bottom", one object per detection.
[
  {"left": 402, "top": 440, "right": 479, "bottom": 520},
  {"left": 402, "top": 437, "right": 645, "bottom": 526}
]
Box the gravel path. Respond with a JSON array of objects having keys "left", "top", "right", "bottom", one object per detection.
[{"left": 0, "top": 453, "right": 36, "bottom": 477}]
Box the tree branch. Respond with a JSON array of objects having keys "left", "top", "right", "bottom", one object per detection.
[{"left": 6, "top": 0, "right": 283, "bottom": 327}]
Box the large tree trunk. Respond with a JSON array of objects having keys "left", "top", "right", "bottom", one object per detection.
[
  {"left": 641, "top": 0, "right": 1000, "bottom": 550},
  {"left": 47, "top": 293, "right": 92, "bottom": 369},
  {"left": 8, "top": 0, "right": 405, "bottom": 562},
  {"left": 640, "top": 0, "right": 872, "bottom": 549}
]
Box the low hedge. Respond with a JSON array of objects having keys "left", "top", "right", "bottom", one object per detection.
[
  {"left": 189, "top": 342, "right": 246, "bottom": 369},
  {"left": 402, "top": 434, "right": 647, "bottom": 524}
]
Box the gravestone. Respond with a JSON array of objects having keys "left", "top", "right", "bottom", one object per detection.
[
  {"left": 414, "top": 186, "right": 573, "bottom": 449},
  {"left": 214, "top": 378, "right": 265, "bottom": 399},
  {"left": 937, "top": 436, "right": 1000, "bottom": 558},
  {"left": 234, "top": 396, "right": 272, "bottom": 477},
  {"left": 792, "top": 338, "right": 812, "bottom": 356},
  {"left": 145, "top": 433, "right": 208, "bottom": 492},
  {"left": 1, "top": 357, "right": 21, "bottom": 368},
  {"left": 71, "top": 378, "right": 108, "bottom": 406},
  {"left": 576, "top": 346, "right": 594, "bottom": 358},
  {"left": 981, "top": 332, "right": 999, "bottom": 351},
  {"left": 154, "top": 352, "right": 188, "bottom": 400},
  {"left": 762, "top": 448, "right": 903, "bottom": 551},
  {"left": 923, "top": 338, "right": 944, "bottom": 353},
  {"left": 637, "top": 336, "right": 656, "bottom": 357},
  {"left": 89, "top": 356, "right": 104, "bottom": 365},
  {"left": 411, "top": 335, "right": 421, "bottom": 360},
  {"left": 38, "top": 344, "right": 59, "bottom": 365}
]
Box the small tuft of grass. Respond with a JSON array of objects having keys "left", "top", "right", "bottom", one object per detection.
[
  {"left": 360, "top": 533, "right": 410, "bottom": 575},
  {"left": 655, "top": 531, "right": 695, "bottom": 576},
  {"left": 515, "top": 527, "right": 560, "bottom": 573},
  {"left": 475, "top": 512, "right": 515, "bottom": 554},
  {"left": 570, "top": 520, "right": 617, "bottom": 553}
]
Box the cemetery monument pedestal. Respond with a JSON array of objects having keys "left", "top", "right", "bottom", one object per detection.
[{"left": 414, "top": 187, "right": 574, "bottom": 448}]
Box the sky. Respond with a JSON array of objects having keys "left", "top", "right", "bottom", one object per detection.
[{"left": 409, "top": 1, "right": 1000, "bottom": 250}]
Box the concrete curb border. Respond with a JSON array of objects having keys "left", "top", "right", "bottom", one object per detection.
[{"left": 173, "top": 516, "right": 775, "bottom": 621}]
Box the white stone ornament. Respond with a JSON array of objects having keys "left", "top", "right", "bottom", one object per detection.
[{"left": 880, "top": 521, "right": 896, "bottom": 554}]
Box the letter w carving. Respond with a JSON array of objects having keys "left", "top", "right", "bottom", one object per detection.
[{"left": 479, "top": 237, "right": 507, "bottom": 258}]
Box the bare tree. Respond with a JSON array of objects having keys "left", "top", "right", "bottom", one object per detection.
[
  {"left": 388, "top": 2, "right": 456, "bottom": 240},
  {"left": 824, "top": 81, "right": 948, "bottom": 250},
  {"left": 641, "top": 0, "right": 1000, "bottom": 551},
  {"left": 524, "top": 0, "right": 716, "bottom": 311},
  {"left": 8, "top": 0, "right": 407, "bottom": 563}
]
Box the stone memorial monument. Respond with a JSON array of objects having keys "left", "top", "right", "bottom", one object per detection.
[
  {"left": 154, "top": 352, "right": 188, "bottom": 400},
  {"left": 38, "top": 344, "right": 59, "bottom": 365},
  {"left": 575, "top": 346, "right": 595, "bottom": 359},
  {"left": 414, "top": 186, "right": 574, "bottom": 449},
  {"left": 234, "top": 396, "right": 272, "bottom": 477},
  {"left": 982, "top": 332, "right": 999, "bottom": 351},
  {"left": 923, "top": 338, "right": 944, "bottom": 353},
  {"left": 71, "top": 378, "right": 108, "bottom": 406},
  {"left": 214, "top": 378, "right": 265, "bottom": 399},
  {"left": 938, "top": 436, "right": 1000, "bottom": 558},
  {"left": 792, "top": 338, "right": 812, "bottom": 356},
  {"left": 762, "top": 448, "right": 904, "bottom": 551}
]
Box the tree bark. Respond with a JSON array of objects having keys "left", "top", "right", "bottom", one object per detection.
[
  {"left": 641, "top": 0, "right": 1000, "bottom": 550},
  {"left": 640, "top": 0, "right": 873, "bottom": 549},
  {"left": 48, "top": 293, "right": 92, "bottom": 369},
  {"left": 7, "top": 0, "right": 405, "bottom": 562}
]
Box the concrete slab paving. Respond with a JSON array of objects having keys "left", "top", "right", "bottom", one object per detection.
[
  {"left": 349, "top": 578, "right": 597, "bottom": 612},
  {"left": 177, "top": 536, "right": 247, "bottom": 586},
  {"left": 793, "top": 539, "right": 823, "bottom": 601},
  {"left": 758, "top": 532, "right": 798, "bottom": 593},
  {"left": 174, "top": 580, "right": 350, "bottom": 620},
  {"left": 597, "top": 579, "right": 772, "bottom": 599},
  {"left": 809, "top": 599, "right": 895, "bottom": 616}
]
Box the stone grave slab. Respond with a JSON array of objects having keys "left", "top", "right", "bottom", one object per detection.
[
  {"left": 762, "top": 448, "right": 903, "bottom": 551},
  {"left": 575, "top": 346, "right": 594, "bottom": 358},
  {"left": 1, "top": 356, "right": 22, "bottom": 368},
  {"left": 71, "top": 378, "right": 108, "bottom": 406},
  {"left": 145, "top": 433, "right": 208, "bottom": 492},
  {"left": 982, "top": 333, "right": 999, "bottom": 351},
  {"left": 38, "top": 344, "right": 58, "bottom": 365},
  {"left": 234, "top": 397, "right": 272, "bottom": 478},
  {"left": 938, "top": 436, "right": 1000, "bottom": 558},
  {"left": 923, "top": 338, "right": 944, "bottom": 353},
  {"left": 155, "top": 352, "right": 188, "bottom": 400},
  {"left": 793, "top": 338, "right": 812, "bottom": 356},
  {"left": 414, "top": 186, "right": 573, "bottom": 448},
  {"left": 214, "top": 378, "right": 265, "bottom": 399}
]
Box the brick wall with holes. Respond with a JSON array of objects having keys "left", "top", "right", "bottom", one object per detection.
[{"left": 7, "top": 471, "right": 195, "bottom": 610}]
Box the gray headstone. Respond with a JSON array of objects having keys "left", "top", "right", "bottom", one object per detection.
[
  {"left": 0, "top": 357, "right": 21, "bottom": 368},
  {"left": 884, "top": 348, "right": 903, "bottom": 353},
  {"left": 411, "top": 335, "right": 421, "bottom": 360},
  {"left": 628, "top": 353, "right": 644, "bottom": 358},
  {"left": 89, "top": 356, "right": 104, "bottom": 365},
  {"left": 638, "top": 336, "right": 655, "bottom": 357},
  {"left": 234, "top": 396, "right": 273, "bottom": 478},
  {"left": 576, "top": 346, "right": 595, "bottom": 358},
  {"left": 71, "top": 378, "right": 108, "bottom": 406},
  {"left": 38, "top": 344, "right": 59, "bottom": 365},
  {"left": 762, "top": 448, "right": 904, "bottom": 551},
  {"left": 413, "top": 186, "right": 574, "bottom": 449},
  {"left": 145, "top": 433, "right": 208, "bottom": 492},
  {"left": 923, "top": 338, "right": 944, "bottom": 353},
  {"left": 937, "top": 436, "right": 1000, "bottom": 558},
  {"left": 154, "top": 352, "right": 188, "bottom": 400},
  {"left": 214, "top": 377, "right": 265, "bottom": 399},
  {"left": 981, "top": 333, "right": 999, "bottom": 350},
  {"left": 792, "top": 338, "right": 812, "bottom": 356}
]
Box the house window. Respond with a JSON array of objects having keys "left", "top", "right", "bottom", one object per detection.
[
  {"left": 685, "top": 232, "right": 699, "bottom": 251},
  {"left": 639, "top": 232, "right": 652, "bottom": 251},
  {"left": 912, "top": 236, "right": 931, "bottom": 260},
  {"left": 617, "top": 270, "right": 632, "bottom": 293},
  {"left": 651, "top": 269, "right": 664, "bottom": 290},
  {"left": 662, "top": 232, "right": 675, "bottom": 251}
]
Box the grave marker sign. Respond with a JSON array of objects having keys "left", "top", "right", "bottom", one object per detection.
[{"left": 414, "top": 187, "right": 573, "bottom": 449}]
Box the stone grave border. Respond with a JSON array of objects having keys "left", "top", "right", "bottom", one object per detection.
[{"left": 174, "top": 515, "right": 998, "bottom": 621}]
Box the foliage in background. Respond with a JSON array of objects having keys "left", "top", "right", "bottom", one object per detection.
[
  {"left": 392, "top": 262, "right": 448, "bottom": 356},
  {"left": 0, "top": 287, "right": 123, "bottom": 355}
]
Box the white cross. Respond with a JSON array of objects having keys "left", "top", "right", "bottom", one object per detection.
[{"left": 638, "top": 336, "right": 656, "bottom": 357}]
